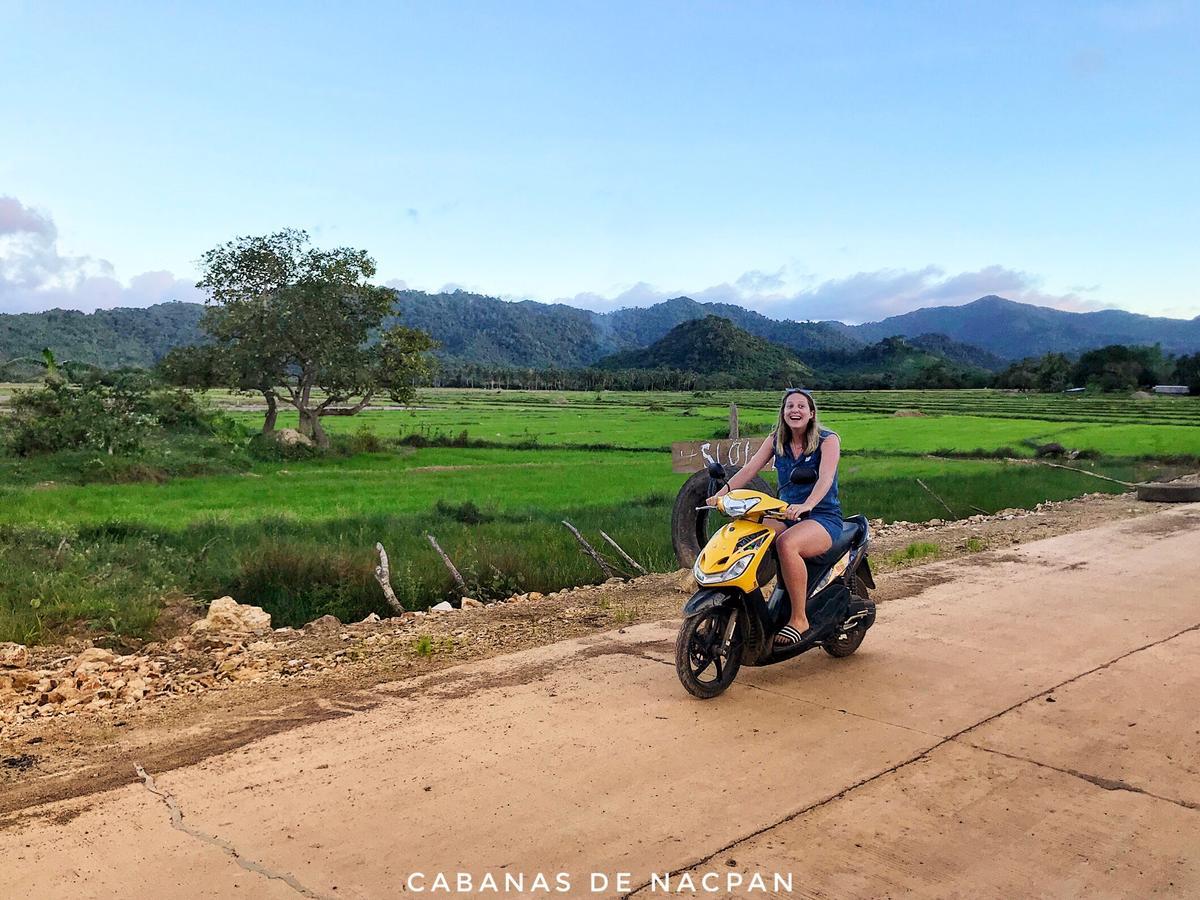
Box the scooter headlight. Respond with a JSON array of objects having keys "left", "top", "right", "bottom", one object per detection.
[
  {"left": 719, "top": 496, "right": 760, "bottom": 518},
  {"left": 693, "top": 554, "right": 753, "bottom": 585}
]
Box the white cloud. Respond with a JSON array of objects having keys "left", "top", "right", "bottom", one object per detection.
[
  {"left": 557, "top": 264, "right": 1101, "bottom": 324},
  {"left": 0, "top": 196, "right": 202, "bottom": 314}
]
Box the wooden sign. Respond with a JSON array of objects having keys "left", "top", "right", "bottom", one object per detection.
[{"left": 671, "top": 438, "right": 773, "bottom": 474}]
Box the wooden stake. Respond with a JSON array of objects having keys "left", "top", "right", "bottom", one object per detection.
[
  {"left": 426, "top": 533, "right": 468, "bottom": 594},
  {"left": 916, "top": 478, "right": 955, "bottom": 517},
  {"left": 373, "top": 542, "right": 406, "bottom": 614},
  {"left": 562, "top": 521, "right": 619, "bottom": 578},
  {"left": 728, "top": 402, "right": 739, "bottom": 440},
  {"left": 599, "top": 530, "right": 647, "bottom": 575}
]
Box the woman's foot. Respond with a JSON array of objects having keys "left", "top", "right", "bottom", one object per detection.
[{"left": 774, "top": 622, "right": 816, "bottom": 648}]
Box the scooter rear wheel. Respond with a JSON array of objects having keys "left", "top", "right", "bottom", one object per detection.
[
  {"left": 676, "top": 607, "right": 743, "bottom": 699},
  {"left": 823, "top": 576, "right": 871, "bottom": 659}
]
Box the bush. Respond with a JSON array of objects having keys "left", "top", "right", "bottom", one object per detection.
[
  {"left": 5, "top": 380, "right": 154, "bottom": 456},
  {"left": 435, "top": 500, "right": 493, "bottom": 524}
]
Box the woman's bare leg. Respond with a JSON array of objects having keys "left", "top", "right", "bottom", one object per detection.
[{"left": 776, "top": 521, "right": 833, "bottom": 634}]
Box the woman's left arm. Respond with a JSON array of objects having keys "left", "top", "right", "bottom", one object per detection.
[{"left": 797, "top": 434, "right": 840, "bottom": 513}]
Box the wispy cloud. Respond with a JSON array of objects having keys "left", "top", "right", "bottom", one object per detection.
[
  {"left": 0, "top": 196, "right": 202, "bottom": 314},
  {"left": 558, "top": 264, "right": 1102, "bottom": 323}
]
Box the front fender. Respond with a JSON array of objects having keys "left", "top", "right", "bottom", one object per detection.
[{"left": 682, "top": 587, "right": 739, "bottom": 618}]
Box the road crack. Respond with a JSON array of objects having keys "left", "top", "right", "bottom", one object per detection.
[
  {"left": 134, "top": 764, "right": 331, "bottom": 899},
  {"left": 957, "top": 743, "right": 1199, "bottom": 812},
  {"left": 624, "top": 619, "right": 1200, "bottom": 898}
]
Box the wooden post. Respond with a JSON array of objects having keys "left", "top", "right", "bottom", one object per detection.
[
  {"left": 728, "top": 403, "right": 739, "bottom": 440},
  {"left": 562, "top": 521, "right": 619, "bottom": 578},
  {"left": 599, "top": 530, "right": 647, "bottom": 575},
  {"left": 373, "top": 542, "right": 406, "bottom": 614},
  {"left": 426, "top": 533, "right": 468, "bottom": 595}
]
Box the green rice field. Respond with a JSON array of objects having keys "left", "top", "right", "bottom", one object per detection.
[{"left": 1, "top": 388, "right": 1196, "bottom": 644}]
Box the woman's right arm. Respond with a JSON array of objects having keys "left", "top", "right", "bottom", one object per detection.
[{"left": 706, "top": 436, "right": 774, "bottom": 505}]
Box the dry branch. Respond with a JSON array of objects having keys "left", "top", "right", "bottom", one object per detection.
[
  {"left": 562, "top": 521, "right": 619, "bottom": 578},
  {"left": 426, "top": 533, "right": 468, "bottom": 594},
  {"left": 916, "top": 478, "right": 955, "bottom": 517},
  {"left": 599, "top": 530, "right": 647, "bottom": 575},
  {"left": 373, "top": 542, "right": 405, "bottom": 614},
  {"left": 1027, "top": 460, "right": 1134, "bottom": 487}
]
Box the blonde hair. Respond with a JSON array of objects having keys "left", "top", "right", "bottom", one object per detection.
[{"left": 773, "top": 389, "right": 823, "bottom": 458}]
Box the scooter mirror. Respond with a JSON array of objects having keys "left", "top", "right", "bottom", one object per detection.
[
  {"left": 789, "top": 465, "right": 818, "bottom": 485},
  {"left": 706, "top": 460, "right": 727, "bottom": 481}
]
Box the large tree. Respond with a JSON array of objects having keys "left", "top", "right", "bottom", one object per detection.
[{"left": 184, "top": 229, "right": 434, "bottom": 447}]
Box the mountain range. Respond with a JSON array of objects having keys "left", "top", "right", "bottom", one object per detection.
[
  {"left": 2, "top": 291, "right": 1198, "bottom": 375},
  {"left": 837, "top": 295, "right": 1200, "bottom": 358}
]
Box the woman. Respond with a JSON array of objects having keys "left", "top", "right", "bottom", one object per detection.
[{"left": 706, "top": 388, "right": 842, "bottom": 647}]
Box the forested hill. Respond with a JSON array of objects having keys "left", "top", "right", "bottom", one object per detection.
[
  {"left": 4, "top": 290, "right": 1197, "bottom": 374},
  {"left": 845, "top": 295, "right": 1200, "bottom": 358},
  {"left": 595, "top": 316, "right": 813, "bottom": 388},
  {"left": 599, "top": 295, "right": 862, "bottom": 358},
  {"left": 0, "top": 302, "right": 204, "bottom": 369},
  {"left": 385, "top": 291, "right": 608, "bottom": 368},
  {"left": 386, "top": 290, "right": 861, "bottom": 367}
]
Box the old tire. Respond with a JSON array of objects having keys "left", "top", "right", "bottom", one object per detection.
[
  {"left": 824, "top": 576, "right": 872, "bottom": 659},
  {"left": 1136, "top": 482, "right": 1200, "bottom": 503},
  {"left": 671, "top": 467, "right": 775, "bottom": 568}
]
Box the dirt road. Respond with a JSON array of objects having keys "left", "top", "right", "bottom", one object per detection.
[{"left": 4, "top": 503, "right": 1199, "bottom": 899}]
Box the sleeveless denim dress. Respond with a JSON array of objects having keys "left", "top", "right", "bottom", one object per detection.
[{"left": 773, "top": 428, "right": 843, "bottom": 544}]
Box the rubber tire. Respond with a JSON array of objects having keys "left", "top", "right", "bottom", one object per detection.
[
  {"left": 1136, "top": 482, "right": 1200, "bottom": 503},
  {"left": 675, "top": 607, "right": 743, "bottom": 699},
  {"left": 671, "top": 467, "right": 775, "bottom": 568},
  {"left": 823, "top": 576, "right": 871, "bottom": 659}
]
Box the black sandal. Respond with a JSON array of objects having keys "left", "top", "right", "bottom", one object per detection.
[{"left": 774, "top": 624, "right": 817, "bottom": 648}]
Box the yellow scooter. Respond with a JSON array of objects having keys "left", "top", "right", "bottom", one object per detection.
[{"left": 676, "top": 462, "right": 876, "bottom": 699}]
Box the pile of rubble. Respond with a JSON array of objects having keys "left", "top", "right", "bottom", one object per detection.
[
  {"left": 0, "top": 589, "right": 571, "bottom": 733},
  {"left": 868, "top": 492, "right": 1123, "bottom": 536},
  {"left": 1, "top": 598, "right": 291, "bottom": 732}
]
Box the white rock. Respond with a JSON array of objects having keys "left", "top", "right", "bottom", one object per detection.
[
  {"left": 303, "top": 614, "right": 342, "bottom": 632},
  {"left": 359, "top": 612, "right": 382, "bottom": 624},
  {"left": 0, "top": 642, "right": 30, "bottom": 669},
  {"left": 190, "top": 597, "right": 272, "bottom": 634},
  {"left": 430, "top": 601, "right": 455, "bottom": 612},
  {"left": 272, "top": 428, "right": 313, "bottom": 447}
]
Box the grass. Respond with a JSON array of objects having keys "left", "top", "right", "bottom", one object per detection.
[
  {"left": 224, "top": 387, "right": 1200, "bottom": 460},
  {"left": 2, "top": 387, "right": 1197, "bottom": 645},
  {"left": 887, "top": 542, "right": 942, "bottom": 564}
]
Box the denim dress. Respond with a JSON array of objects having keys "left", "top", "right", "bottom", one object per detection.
[{"left": 773, "top": 429, "right": 843, "bottom": 544}]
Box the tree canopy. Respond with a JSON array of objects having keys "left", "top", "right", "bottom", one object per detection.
[{"left": 169, "top": 229, "right": 435, "bottom": 447}]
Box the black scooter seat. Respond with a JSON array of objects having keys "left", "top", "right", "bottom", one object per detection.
[{"left": 805, "top": 517, "right": 863, "bottom": 569}]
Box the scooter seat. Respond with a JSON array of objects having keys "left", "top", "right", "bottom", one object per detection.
[{"left": 805, "top": 517, "right": 863, "bottom": 569}]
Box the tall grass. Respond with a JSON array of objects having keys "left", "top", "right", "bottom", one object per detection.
[{"left": 0, "top": 450, "right": 1140, "bottom": 643}]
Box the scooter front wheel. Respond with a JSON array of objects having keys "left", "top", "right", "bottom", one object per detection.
[{"left": 676, "top": 607, "right": 743, "bottom": 699}]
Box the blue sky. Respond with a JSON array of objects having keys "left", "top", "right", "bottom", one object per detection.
[{"left": 2, "top": 1, "right": 1197, "bottom": 322}]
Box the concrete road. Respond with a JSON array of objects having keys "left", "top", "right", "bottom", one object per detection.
[{"left": 4, "top": 505, "right": 1199, "bottom": 899}]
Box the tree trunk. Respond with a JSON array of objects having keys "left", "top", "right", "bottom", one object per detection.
[
  {"left": 297, "top": 407, "right": 318, "bottom": 441},
  {"left": 262, "top": 391, "right": 278, "bottom": 434},
  {"left": 310, "top": 414, "right": 330, "bottom": 449}
]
